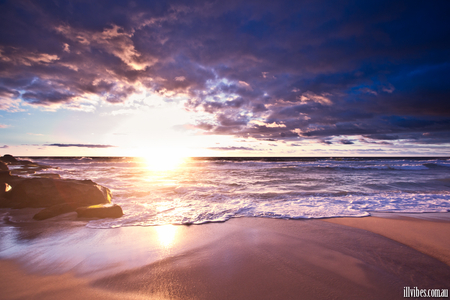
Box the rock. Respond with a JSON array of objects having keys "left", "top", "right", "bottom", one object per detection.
[
  {"left": 0, "top": 174, "right": 12, "bottom": 201},
  {"left": 0, "top": 161, "right": 8, "bottom": 171},
  {"left": 0, "top": 196, "right": 7, "bottom": 207},
  {"left": 0, "top": 168, "right": 13, "bottom": 207},
  {"left": 0, "top": 155, "right": 119, "bottom": 220},
  {"left": 31, "top": 173, "right": 61, "bottom": 179},
  {"left": 11, "top": 169, "right": 36, "bottom": 175},
  {"left": 76, "top": 204, "right": 123, "bottom": 219},
  {"left": 0, "top": 171, "right": 13, "bottom": 189},
  {"left": 13, "top": 160, "right": 35, "bottom": 166},
  {"left": 0, "top": 154, "right": 39, "bottom": 167},
  {"left": 1, "top": 155, "right": 54, "bottom": 177},
  {"left": 1, "top": 182, "right": 11, "bottom": 197},
  {"left": 0, "top": 154, "right": 17, "bottom": 163},
  {"left": 33, "top": 203, "right": 78, "bottom": 220},
  {"left": 0, "top": 171, "right": 11, "bottom": 178},
  {"left": 4, "top": 178, "right": 111, "bottom": 208}
]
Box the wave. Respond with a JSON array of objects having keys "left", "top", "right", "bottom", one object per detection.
[
  {"left": 86, "top": 192, "right": 450, "bottom": 228},
  {"left": 423, "top": 163, "right": 450, "bottom": 169},
  {"left": 18, "top": 156, "right": 450, "bottom": 228}
]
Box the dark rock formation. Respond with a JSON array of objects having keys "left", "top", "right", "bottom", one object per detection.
[
  {"left": 76, "top": 204, "right": 123, "bottom": 219},
  {"left": 0, "top": 154, "right": 17, "bottom": 163},
  {"left": 33, "top": 202, "right": 79, "bottom": 220},
  {"left": 1, "top": 182, "right": 11, "bottom": 198},
  {"left": 0, "top": 161, "right": 8, "bottom": 171},
  {"left": 2, "top": 177, "right": 111, "bottom": 208},
  {"left": 0, "top": 154, "right": 123, "bottom": 220},
  {"left": 0, "top": 154, "right": 33, "bottom": 166},
  {"left": 0, "top": 170, "right": 12, "bottom": 206},
  {"left": 0, "top": 154, "right": 52, "bottom": 175}
]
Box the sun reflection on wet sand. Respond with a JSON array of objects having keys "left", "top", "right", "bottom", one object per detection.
[{"left": 155, "top": 225, "right": 178, "bottom": 248}]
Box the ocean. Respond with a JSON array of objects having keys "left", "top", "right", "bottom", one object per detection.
[{"left": 12, "top": 157, "right": 450, "bottom": 228}]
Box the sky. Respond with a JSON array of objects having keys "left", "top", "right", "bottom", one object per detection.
[{"left": 0, "top": 0, "right": 449, "bottom": 157}]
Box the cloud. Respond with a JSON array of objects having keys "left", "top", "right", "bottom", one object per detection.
[
  {"left": 208, "top": 146, "right": 255, "bottom": 151},
  {"left": 0, "top": 86, "right": 21, "bottom": 112},
  {"left": 0, "top": 0, "right": 449, "bottom": 145},
  {"left": 300, "top": 91, "right": 332, "bottom": 105},
  {"left": 45, "top": 143, "right": 116, "bottom": 148},
  {"left": 0, "top": 124, "right": 10, "bottom": 128},
  {"left": 340, "top": 139, "right": 354, "bottom": 145},
  {"left": 364, "top": 134, "right": 400, "bottom": 140},
  {"left": 54, "top": 24, "right": 153, "bottom": 71},
  {"left": 0, "top": 145, "right": 8, "bottom": 148},
  {"left": 0, "top": 47, "right": 59, "bottom": 66}
]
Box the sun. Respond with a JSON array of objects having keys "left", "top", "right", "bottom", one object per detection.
[{"left": 138, "top": 147, "right": 190, "bottom": 172}]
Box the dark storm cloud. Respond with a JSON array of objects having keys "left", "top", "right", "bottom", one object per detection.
[
  {"left": 364, "top": 134, "right": 400, "bottom": 141},
  {"left": 0, "top": 0, "right": 450, "bottom": 143},
  {"left": 45, "top": 143, "right": 116, "bottom": 148},
  {"left": 340, "top": 139, "right": 354, "bottom": 145}
]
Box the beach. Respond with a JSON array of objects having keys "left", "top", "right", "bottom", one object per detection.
[
  {"left": 1, "top": 211, "right": 449, "bottom": 300},
  {"left": 1, "top": 0, "right": 450, "bottom": 298},
  {"left": 1, "top": 157, "right": 450, "bottom": 299}
]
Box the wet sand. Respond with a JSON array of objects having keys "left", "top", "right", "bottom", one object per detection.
[
  {"left": 0, "top": 211, "right": 449, "bottom": 300},
  {"left": 324, "top": 212, "right": 450, "bottom": 266}
]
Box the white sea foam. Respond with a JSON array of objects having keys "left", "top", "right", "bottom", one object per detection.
[{"left": 19, "top": 157, "right": 450, "bottom": 227}]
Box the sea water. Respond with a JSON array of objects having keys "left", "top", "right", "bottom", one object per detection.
[{"left": 16, "top": 157, "right": 450, "bottom": 227}]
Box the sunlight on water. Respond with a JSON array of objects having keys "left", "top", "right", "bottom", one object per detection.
[{"left": 155, "top": 225, "right": 178, "bottom": 247}]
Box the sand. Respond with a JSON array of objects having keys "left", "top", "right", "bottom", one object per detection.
[
  {"left": 324, "top": 212, "right": 450, "bottom": 266},
  {"left": 0, "top": 211, "right": 449, "bottom": 300}
]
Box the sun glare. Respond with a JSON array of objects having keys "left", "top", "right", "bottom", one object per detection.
[
  {"left": 155, "top": 225, "right": 178, "bottom": 247},
  {"left": 139, "top": 147, "right": 189, "bottom": 172}
]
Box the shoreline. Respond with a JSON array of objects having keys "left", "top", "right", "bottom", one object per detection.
[{"left": 1, "top": 212, "right": 449, "bottom": 299}]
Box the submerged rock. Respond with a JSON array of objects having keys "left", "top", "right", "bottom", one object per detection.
[
  {"left": 31, "top": 173, "right": 61, "bottom": 179},
  {"left": 76, "top": 204, "right": 123, "bottom": 219},
  {"left": 0, "top": 154, "right": 17, "bottom": 163},
  {"left": 0, "top": 154, "right": 52, "bottom": 175},
  {"left": 10, "top": 169, "right": 36, "bottom": 175},
  {"left": 33, "top": 202, "right": 78, "bottom": 220},
  {"left": 0, "top": 154, "right": 33, "bottom": 166}
]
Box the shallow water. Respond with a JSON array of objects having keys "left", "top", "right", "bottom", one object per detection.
[{"left": 17, "top": 157, "right": 450, "bottom": 227}]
